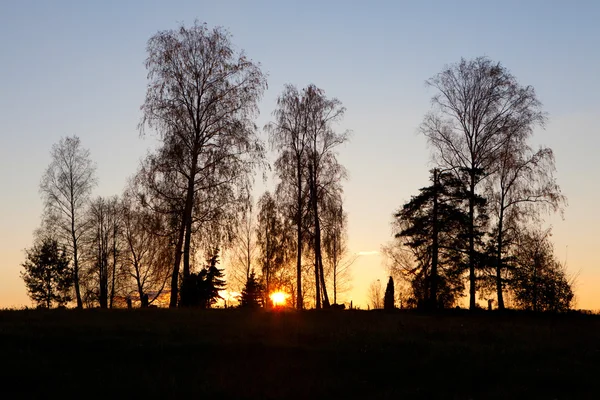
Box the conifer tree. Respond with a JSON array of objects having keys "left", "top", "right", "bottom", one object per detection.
[
  {"left": 240, "top": 270, "right": 263, "bottom": 308},
  {"left": 383, "top": 276, "right": 395, "bottom": 310}
]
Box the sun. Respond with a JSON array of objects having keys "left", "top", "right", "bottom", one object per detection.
[{"left": 269, "top": 291, "right": 287, "bottom": 308}]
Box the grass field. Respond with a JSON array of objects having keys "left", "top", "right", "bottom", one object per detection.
[{"left": 1, "top": 308, "right": 598, "bottom": 399}]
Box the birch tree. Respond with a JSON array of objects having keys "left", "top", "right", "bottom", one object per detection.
[
  {"left": 40, "top": 136, "right": 96, "bottom": 308},
  {"left": 139, "top": 21, "right": 267, "bottom": 307}
]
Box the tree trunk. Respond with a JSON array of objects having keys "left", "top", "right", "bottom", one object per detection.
[
  {"left": 316, "top": 218, "right": 329, "bottom": 308},
  {"left": 183, "top": 215, "right": 193, "bottom": 278},
  {"left": 182, "top": 150, "right": 199, "bottom": 279},
  {"left": 169, "top": 215, "right": 186, "bottom": 308},
  {"left": 430, "top": 169, "right": 439, "bottom": 310},
  {"left": 71, "top": 221, "right": 83, "bottom": 309},
  {"left": 296, "top": 160, "right": 303, "bottom": 310},
  {"left": 170, "top": 148, "right": 199, "bottom": 308},
  {"left": 495, "top": 205, "right": 505, "bottom": 310},
  {"left": 468, "top": 173, "right": 476, "bottom": 310},
  {"left": 109, "top": 234, "right": 117, "bottom": 309}
]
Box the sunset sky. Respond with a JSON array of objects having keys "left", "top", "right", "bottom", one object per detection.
[{"left": 1, "top": 0, "right": 599, "bottom": 309}]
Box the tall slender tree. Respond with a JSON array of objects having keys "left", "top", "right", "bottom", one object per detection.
[
  {"left": 267, "top": 84, "right": 349, "bottom": 309},
  {"left": 304, "top": 85, "right": 349, "bottom": 308},
  {"left": 267, "top": 85, "right": 310, "bottom": 309},
  {"left": 84, "top": 196, "right": 121, "bottom": 309},
  {"left": 40, "top": 136, "right": 96, "bottom": 309}
]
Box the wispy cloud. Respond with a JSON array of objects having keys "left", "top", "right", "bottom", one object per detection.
[{"left": 357, "top": 250, "right": 379, "bottom": 256}]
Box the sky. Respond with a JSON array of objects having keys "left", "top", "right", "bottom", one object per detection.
[{"left": 1, "top": 0, "right": 599, "bottom": 309}]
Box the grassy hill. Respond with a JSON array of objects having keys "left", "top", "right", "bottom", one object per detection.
[{"left": 1, "top": 308, "right": 598, "bottom": 399}]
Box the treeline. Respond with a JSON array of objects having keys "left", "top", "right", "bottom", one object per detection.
[
  {"left": 382, "top": 58, "right": 573, "bottom": 312},
  {"left": 21, "top": 21, "right": 353, "bottom": 309},
  {"left": 21, "top": 22, "right": 573, "bottom": 312}
]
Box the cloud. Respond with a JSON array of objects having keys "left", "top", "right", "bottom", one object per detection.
[{"left": 357, "top": 250, "right": 380, "bottom": 256}]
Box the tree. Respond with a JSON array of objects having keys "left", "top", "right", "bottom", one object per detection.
[
  {"left": 421, "top": 57, "right": 545, "bottom": 309},
  {"left": 228, "top": 196, "right": 257, "bottom": 292},
  {"left": 83, "top": 196, "right": 122, "bottom": 308},
  {"left": 322, "top": 201, "right": 354, "bottom": 305},
  {"left": 510, "top": 228, "right": 573, "bottom": 312},
  {"left": 140, "top": 21, "right": 267, "bottom": 307},
  {"left": 391, "top": 170, "right": 471, "bottom": 309},
  {"left": 40, "top": 136, "right": 96, "bottom": 309},
  {"left": 367, "top": 280, "right": 383, "bottom": 310},
  {"left": 240, "top": 270, "right": 263, "bottom": 308},
  {"left": 383, "top": 276, "right": 395, "bottom": 310},
  {"left": 121, "top": 194, "right": 172, "bottom": 307},
  {"left": 486, "top": 139, "right": 566, "bottom": 310},
  {"left": 256, "top": 191, "right": 291, "bottom": 306},
  {"left": 21, "top": 238, "right": 73, "bottom": 308},
  {"left": 303, "top": 85, "right": 349, "bottom": 309},
  {"left": 267, "top": 84, "right": 349, "bottom": 309},
  {"left": 179, "top": 249, "right": 226, "bottom": 308},
  {"left": 267, "top": 85, "right": 311, "bottom": 309}
]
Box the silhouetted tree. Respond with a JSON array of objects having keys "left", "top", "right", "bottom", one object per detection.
[
  {"left": 40, "top": 136, "right": 96, "bottom": 308},
  {"left": 383, "top": 276, "right": 395, "bottom": 310},
  {"left": 391, "top": 169, "right": 473, "bottom": 309},
  {"left": 267, "top": 84, "right": 350, "bottom": 309},
  {"left": 421, "top": 57, "right": 545, "bottom": 309},
  {"left": 21, "top": 238, "right": 73, "bottom": 308},
  {"left": 83, "top": 196, "right": 122, "bottom": 308},
  {"left": 322, "top": 201, "right": 355, "bottom": 305},
  {"left": 303, "top": 85, "right": 349, "bottom": 309},
  {"left": 510, "top": 228, "right": 573, "bottom": 312},
  {"left": 266, "top": 85, "right": 311, "bottom": 309},
  {"left": 121, "top": 194, "right": 172, "bottom": 307},
  {"left": 228, "top": 195, "right": 257, "bottom": 292},
  {"left": 256, "top": 191, "right": 292, "bottom": 307},
  {"left": 139, "top": 21, "right": 267, "bottom": 307},
  {"left": 240, "top": 270, "right": 263, "bottom": 308},
  {"left": 485, "top": 139, "right": 566, "bottom": 310},
  {"left": 367, "top": 280, "right": 383, "bottom": 309},
  {"left": 180, "top": 249, "right": 226, "bottom": 308}
]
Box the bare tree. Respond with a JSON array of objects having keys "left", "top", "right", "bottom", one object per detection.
[
  {"left": 227, "top": 196, "right": 257, "bottom": 292},
  {"left": 139, "top": 21, "right": 267, "bottom": 307},
  {"left": 256, "top": 191, "right": 292, "bottom": 306},
  {"left": 304, "top": 85, "right": 349, "bottom": 308},
  {"left": 322, "top": 201, "right": 355, "bottom": 305},
  {"left": 267, "top": 85, "right": 310, "bottom": 309},
  {"left": 486, "top": 139, "right": 566, "bottom": 310},
  {"left": 121, "top": 194, "right": 172, "bottom": 307},
  {"left": 267, "top": 84, "right": 349, "bottom": 309},
  {"left": 40, "top": 136, "right": 97, "bottom": 308},
  {"left": 83, "top": 196, "right": 121, "bottom": 308},
  {"left": 421, "top": 57, "right": 545, "bottom": 309},
  {"left": 367, "top": 279, "right": 383, "bottom": 310}
]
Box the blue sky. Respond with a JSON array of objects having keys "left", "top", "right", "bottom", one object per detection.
[{"left": 1, "top": 0, "right": 599, "bottom": 308}]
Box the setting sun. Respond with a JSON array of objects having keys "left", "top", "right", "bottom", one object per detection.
[{"left": 269, "top": 291, "right": 288, "bottom": 307}]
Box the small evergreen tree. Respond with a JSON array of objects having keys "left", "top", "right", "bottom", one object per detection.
[
  {"left": 240, "top": 270, "right": 263, "bottom": 308},
  {"left": 21, "top": 238, "right": 73, "bottom": 308},
  {"left": 179, "top": 249, "right": 226, "bottom": 308},
  {"left": 384, "top": 276, "right": 395, "bottom": 310}
]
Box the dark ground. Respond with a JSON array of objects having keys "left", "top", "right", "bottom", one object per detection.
[{"left": 0, "top": 308, "right": 598, "bottom": 399}]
